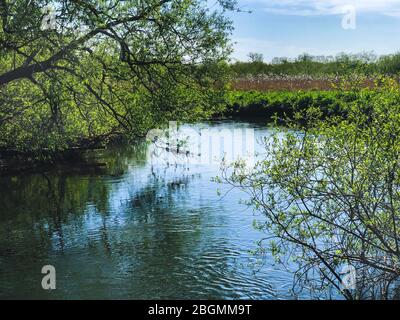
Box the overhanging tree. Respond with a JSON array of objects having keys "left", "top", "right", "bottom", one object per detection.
[
  {"left": 0, "top": 0, "right": 234, "bottom": 154},
  {"left": 220, "top": 79, "right": 400, "bottom": 300}
]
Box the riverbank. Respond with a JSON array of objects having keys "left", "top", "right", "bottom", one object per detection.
[
  {"left": 0, "top": 88, "right": 380, "bottom": 173},
  {"left": 222, "top": 89, "right": 373, "bottom": 120},
  {"left": 0, "top": 134, "right": 127, "bottom": 174},
  {"left": 0, "top": 148, "right": 108, "bottom": 175}
]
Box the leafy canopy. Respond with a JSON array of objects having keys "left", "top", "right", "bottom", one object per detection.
[{"left": 0, "top": 0, "right": 235, "bottom": 154}]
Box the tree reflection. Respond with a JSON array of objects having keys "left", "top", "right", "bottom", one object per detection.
[{"left": 0, "top": 140, "right": 238, "bottom": 299}]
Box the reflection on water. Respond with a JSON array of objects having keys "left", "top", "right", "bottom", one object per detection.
[{"left": 0, "top": 121, "right": 304, "bottom": 300}]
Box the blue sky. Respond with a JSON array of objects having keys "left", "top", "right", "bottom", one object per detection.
[{"left": 226, "top": 0, "right": 400, "bottom": 62}]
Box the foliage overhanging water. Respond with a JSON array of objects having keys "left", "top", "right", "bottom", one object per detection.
[{"left": 0, "top": 121, "right": 321, "bottom": 299}]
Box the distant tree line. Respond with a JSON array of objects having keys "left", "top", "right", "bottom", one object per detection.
[{"left": 232, "top": 52, "right": 400, "bottom": 76}]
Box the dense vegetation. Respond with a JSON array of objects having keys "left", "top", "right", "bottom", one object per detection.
[
  {"left": 223, "top": 90, "right": 357, "bottom": 120},
  {"left": 232, "top": 52, "right": 400, "bottom": 76},
  {"left": 0, "top": 0, "right": 234, "bottom": 160},
  {"left": 1, "top": 1, "right": 399, "bottom": 162},
  {"left": 224, "top": 56, "right": 400, "bottom": 299},
  {"left": 223, "top": 73, "right": 389, "bottom": 120},
  {"left": 220, "top": 78, "right": 400, "bottom": 299}
]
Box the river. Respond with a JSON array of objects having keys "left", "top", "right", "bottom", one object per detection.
[{"left": 0, "top": 120, "right": 311, "bottom": 299}]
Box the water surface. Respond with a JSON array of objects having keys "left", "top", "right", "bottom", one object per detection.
[{"left": 0, "top": 121, "right": 305, "bottom": 299}]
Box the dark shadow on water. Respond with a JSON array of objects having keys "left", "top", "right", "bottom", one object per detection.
[{"left": 0, "top": 121, "right": 298, "bottom": 299}]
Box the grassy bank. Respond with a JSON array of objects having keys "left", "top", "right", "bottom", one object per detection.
[{"left": 222, "top": 89, "right": 374, "bottom": 120}]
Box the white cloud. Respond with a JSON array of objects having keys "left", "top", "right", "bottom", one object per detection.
[{"left": 241, "top": 0, "right": 400, "bottom": 17}]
